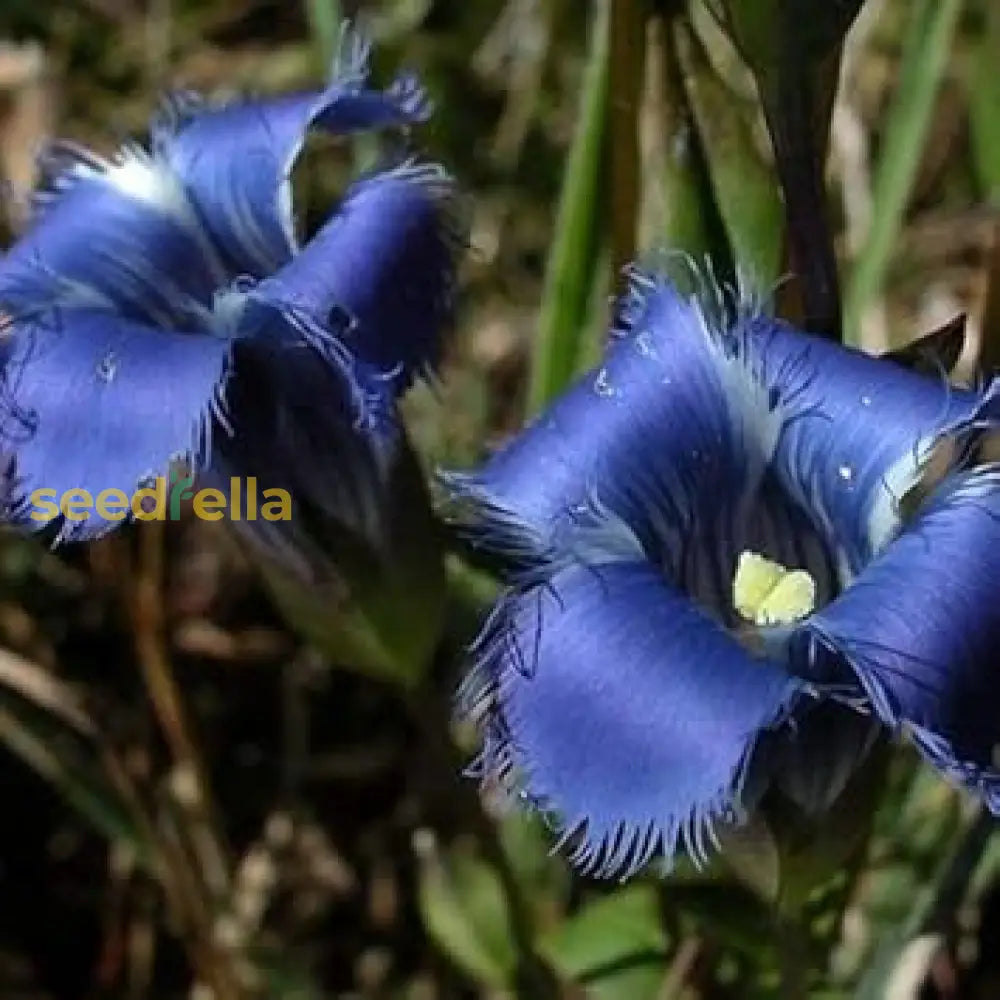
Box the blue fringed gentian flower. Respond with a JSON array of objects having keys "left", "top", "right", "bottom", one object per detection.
[
  {"left": 446, "top": 266, "right": 1000, "bottom": 878},
  {"left": 0, "top": 29, "right": 462, "bottom": 578}
]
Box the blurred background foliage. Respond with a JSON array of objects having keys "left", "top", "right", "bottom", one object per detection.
[{"left": 1, "top": 0, "right": 1000, "bottom": 997}]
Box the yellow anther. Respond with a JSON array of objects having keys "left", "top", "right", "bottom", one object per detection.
[{"left": 733, "top": 550, "right": 816, "bottom": 627}]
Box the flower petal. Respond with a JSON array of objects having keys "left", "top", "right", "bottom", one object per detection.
[
  {"left": 793, "top": 467, "right": 1000, "bottom": 807},
  {"left": 1, "top": 308, "right": 231, "bottom": 539},
  {"left": 461, "top": 560, "right": 808, "bottom": 877},
  {"left": 444, "top": 273, "right": 838, "bottom": 619},
  {"left": 255, "top": 163, "right": 463, "bottom": 390},
  {"left": 743, "top": 316, "right": 1000, "bottom": 576},
  {"left": 445, "top": 276, "right": 755, "bottom": 565},
  {"left": 0, "top": 148, "right": 222, "bottom": 327},
  {"left": 157, "top": 29, "right": 431, "bottom": 278}
]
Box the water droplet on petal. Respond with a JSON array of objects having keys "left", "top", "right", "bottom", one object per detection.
[
  {"left": 594, "top": 368, "right": 616, "bottom": 398},
  {"left": 635, "top": 329, "right": 657, "bottom": 358},
  {"left": 839, "top": 465, "right": 853, "bottom": 482},
  {"left": 860, "top": 395, "right": 871, "bottom": 407},
  {"left": 96, "top": 352, "right": 117, "bottom": 383}
]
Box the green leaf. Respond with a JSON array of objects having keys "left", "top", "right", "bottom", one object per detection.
[
  {"left": 416, "top": 839, "right": 518, "bottom": 989},
  {"left": 640, "top": 13, "right": 733, "bottom": 269},
  {"left": 844, "top": 0, "right": 964, "bottom": 343},
  {"left": 497, "top": 812, "right": 572, "bottom": 925},
  {"left": 526, "top": 0, "right": 610, "bottom": 416},
  {"left": 538, "top": 885, "right": 668, "bottom": 1000},
  {"left": 303, "top": 0, "right": 342, "bottom": 75},
  {"left": 257, "top": 434, "right": 445, "bottom": 686},
  {"left": 677, "top": 18, "right": 783, "bottom": 286}
]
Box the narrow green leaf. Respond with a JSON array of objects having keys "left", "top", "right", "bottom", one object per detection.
[
  {"left": 677, "top": 18, "right": 784, "bottom": 286},
  {"left": 844, "top": 0, "right": 964, "bottom": 343},
  {"left": 497, "top": 812, "right": 572, "bottom": 923},
  {"left": 526, "top": 0, "right": 610, "bottom": 416},
  {"left": 968, "top": 0, "right": 1000, "bottom": 202},
  {"left": 303, "top": 0, "right": 342, "bottom": 74},
  {"left": 640, "top": 13, "right": 733, "bottom": 270}
]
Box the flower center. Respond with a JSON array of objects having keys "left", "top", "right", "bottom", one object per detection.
[{"left": 732, "top": 550, "right": 816, "bottom": 627}]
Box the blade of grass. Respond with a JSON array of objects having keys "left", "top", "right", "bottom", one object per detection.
[
  {"left": 0, "top": 699, "right": 149, "bottom": 855},
  {"left": 843, "top": 0, "right": 964, "bottom": 344},
  {"left": 304, "top": 0, "right": 343, "bottom": 74},
  {"left": 640, "top": 12, "right": 733, "bottom": 273},
  {"left": 968, "top": 0, "right": 1000, "bottom": 203},
  {"left": 968, "top": 0, "right": 1000, "bottom": 373},
  {"left": 676, "top": 16, "right": 784, "bottom": 287},
  {"left": 0, "top": 646, "right": 93, "bottom": 735},
  {"left": 526, "top": 0, "right": 611, "bottom": 417}
]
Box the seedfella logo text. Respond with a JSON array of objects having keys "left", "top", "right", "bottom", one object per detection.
[{"left": 30, "top": 474, "right": 292, "bottom": 524}]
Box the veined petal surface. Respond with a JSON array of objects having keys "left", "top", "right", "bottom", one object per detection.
[
  {"left": 461, "top": 560, "right": 808, "bottom": 877},
  {"left": 255, "top": 164, "right": 462, "bottom": 389},
  {"left": 742, "top": 317, "right": 1000, "bottom": 576},
  {"left": 446, "top": 278, "right": 768, "bottom": 566},
  {"left": 1, "top": 308, "right": 231, "bottom": 539},
  {"left": 158, "top": 31, "right": 431, "bottom": 278},
  {"left": 0, "top": 154, "right": 221, "bottom": 327},
  {"left": 445, "top": 275, "right": 839, "bottom": 620},
  {"left": 794, "top": 467, "right": 1000, "bottom": 807}
]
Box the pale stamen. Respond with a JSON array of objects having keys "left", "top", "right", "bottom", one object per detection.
[{"left": 733, "top": 550, "right": 816, "bottom": 627}]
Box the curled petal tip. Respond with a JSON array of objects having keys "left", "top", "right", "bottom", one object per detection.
[{"left": 256, "top": 160, "right": 465, "bottom": 393}]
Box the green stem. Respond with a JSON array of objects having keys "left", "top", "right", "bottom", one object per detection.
[
  {"left": 609, "top": 0, "right": 645, "bottom": 281},
  {"left": 776, "top": 912, "right": 809, "bottom": 1000}
]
